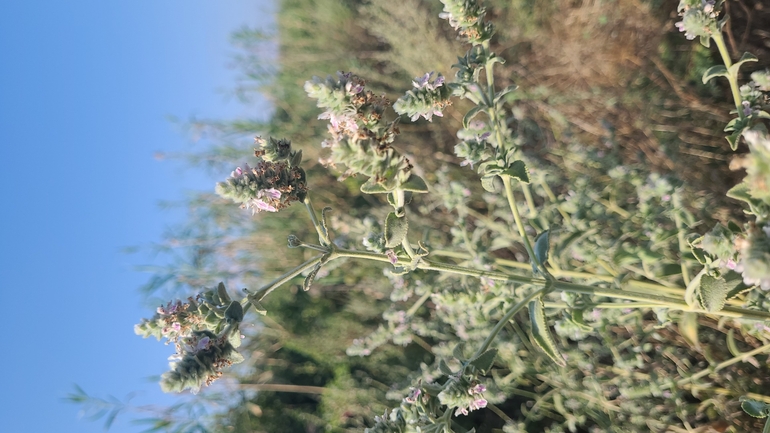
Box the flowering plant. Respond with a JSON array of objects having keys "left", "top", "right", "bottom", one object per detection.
[{"left": 128, "top": 0, "right": 770, "bottom": 431}]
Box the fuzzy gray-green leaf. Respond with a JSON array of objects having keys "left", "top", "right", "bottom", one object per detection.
[
  {"left": 529, "top": 296, "right": 566, "bottom": 367},
  {"left": 728, "top": 52, "right": 758, "bottom": 77},
  {"left": 452, "top": 342, "right": 466, "bottom": 361},
  {"left": 384, "top": 212, "right": 408, "bottom": 248},
  {"left": 439, "top": 359, "right": 453, "bottom": 376},
  {"left": 228, "top": 325, "right": 242, "bottom": 348},
  {"left": 360, "top": 177, "right": 391, "bottom": 194},
  {"left": 463, "top": 105, "right": 484, "bottom": 128},
  {"left": 469, "top": 348, "right": 498, "bottom": 373},
  {"left": 697, "top": 275, "right": 730, "bottom": 312},
  {"left": 532, "top": 230, "right": 550, "bottom": 272},
  {"left": 400, "top": 174, "right": 429, "bottom": 193},
  {"left": 480, "top": 175, "right": 498, "bottom": 192},
  {"left": 502, "top": 160, "right": 530, "bottom": 184},
  {"left": 701, "top": 65, "right": 728, "bottom": 84},
  {"left": 741, "top": 398, "right": 770, "bottom": 418},
  {"left": 726, "top": 329, "right": 742, "bottom": 357},
  {"left": 224, "top": 301, "right": 244, "bottom": 323},
  {"left": 303, "top": 262, "right": 323, "bottom": 291},
  {"left": 217, "top": 282, "right": 231, "bottom": 304}
]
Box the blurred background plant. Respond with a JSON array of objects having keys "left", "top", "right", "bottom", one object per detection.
[{"left": 73, "top": 0, "right": 770, "bottom": 431}]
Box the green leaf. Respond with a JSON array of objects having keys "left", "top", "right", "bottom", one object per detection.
[
  {"left": 384, "top": 212, "right": 409, "bottom": 248},
  {"left": 478, "top": 161, "right": 502, "bottom": 176},
  {"left": 532, "top": 230, "right": 550, "bottom": 272},
  {"left": 224, "top": 301, "right": 244, "bottom": 323},
  {"left": 726, "top": 329, "right": 742, "bottom": 357},
  {"left": 699, "top": 34, "right": 711, "bottom": 48},
  {"left": 469, "top": 349, "right": 498, "bottom": 373},
  {"left": 251, "top": 301, "right": 267, "bottom": 315},
  {"left": 360, "top": 177, "right": 391, "bottom": 194},
  {"left": 501, "top": 160, "right": 530, "bottom": 184},
  {"left": 217, "top": 282, "right": 231, "bottom": 304},
  {"left": 741, "top": 398, "right": 770, "bottom": 418},
  {"left": 439, "top": 359, "right": 453, "bottom": 376},
  {"left": 494, "top": 85, "right": 518, "bottom": 105},
  {"left": 486, "top": 55, "right": 505, "bottom": 68},
  {"left": 387, "top": 192, "right": 396, "bottom": 207},
  {"left": 690, "top": 246, "right": 710, "bottom": 265},
  {"left": 303, "top": 262, "right": 323, "bottom": 291},
  {"left": 321, "top": 207, "right": 333, "bottom": 242},
  {"left": 724, "top": 117, "right": 739, "bottom": 132},
  {"left": 529, "top": 296, "right": 566, "bottom": 366},
  {"left": 423, "top": 382, "right": 445, "bottom": 395},
  {"left": 717, "top": 15, "right": 729, "bottom": 32},
  {"left": 400, "top": 174, "right": 429, "bottom": 193},
  {"left": 567, "top": 309, "right": 593, "bottom": 332},
  {"left": 726, "top": 130, "right": 741, "bottom": 151},
  {"left": 228, "top": 325, "right": 242, "bottom": 348},
  {"left": 463, "top": 105, "right": 485, "bottom": 128},
  {"left": 728, "top": 52, "right": 759, "bottom": 77},
  {"left": 697, "top": 275, "right": 730, "bottom": 312},
  {"left": 727, "top": 181, "right": 752, "bottom": 203},
  {"left": 702, "top": 65, "right": 728, "bottom": 84},
  {"left": 289, "top": 149, "right": 303, "bottom": 167},
  {"left": 480, "top": 175, "right": 498, "bottom": 192},
  {"left": 227, "top": 350, "right": 245, "bottom": 365},
  {"left": 452, "top": 343, "right": 465, "bottom": 361},
  {"left": 758, "top": 110, "right": 770, "bottom": 120}
]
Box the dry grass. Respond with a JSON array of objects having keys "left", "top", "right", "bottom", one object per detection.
[{"left": 487, "top": 0, "right": 756, "bottom": 209}]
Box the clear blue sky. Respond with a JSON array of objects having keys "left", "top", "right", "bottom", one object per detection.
[{"left": 0, "top": 1, "right": 272, "bottom": 432}]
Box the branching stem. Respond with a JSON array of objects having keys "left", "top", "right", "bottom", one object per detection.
[
  {"left": 303, "top": 196, "right": 329, "bottom": 246},
  {"left": 711, "top": 31, "right": 745, "bottom": 120}
]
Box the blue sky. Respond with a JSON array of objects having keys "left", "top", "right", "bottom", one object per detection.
[{"left": 0, "top": 1, "right": 272, "bottom": 432}]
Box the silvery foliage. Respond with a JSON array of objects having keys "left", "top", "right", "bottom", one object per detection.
[{"left": 133, "top": 0, "right": 770, "bottom": 431}]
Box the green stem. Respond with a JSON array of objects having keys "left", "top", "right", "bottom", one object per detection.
[
  {"left": 418, "top": 256, "right": 770, "bottom": 320},
  {"left": 253, "top": 255, "right": 324, "bottom": 301},
  {"left": 298, "top": 243, "right": 329, "bottom": 253},
  {"left": 521, "top": 184, "right": 538, "bottom": 218},
  {"left": 486, "top": 402, "right": 515, "bottom": 425},
  {"left": 483, "top": 41, "right": 496, "bottom": 104},
  {"left": 711, "top": 31, "right": 744, "bottom": 120},
  {"left": 482, "top": 41, "right": 538, "bottom": 219},
  {"left": 394, "top": 188, "right": 417, "bottom": 259},
  {"left": 252, "top": 248, "right": 770, "bottom": 321},
  {"left": 406, "top": 290, "right": 432, "bottom": 316},
  {"left": 430, "top": 249, "right": 694, "bottom": 299},
  {"left": 502, "top": 175, "right": 542, "bottom": 273},
  {"left": 543, "top": 301, "right": 665, "bottom": 310},
  {"left": 474, "top": 286, "right": 549, "bottom": 357},
  {"left": 303, "top": 196, "right": 329, "bottom": 246}
]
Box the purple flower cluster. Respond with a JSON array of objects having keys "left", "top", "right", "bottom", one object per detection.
[
  {"left": 675, "top": 0, "right": 718, "bottom": 41},
  {"left": 454, "top": 384, "right": 488, "bottom": 416},
  {"left": 394, "top": 71, "right": 452, "bottom": 123}
]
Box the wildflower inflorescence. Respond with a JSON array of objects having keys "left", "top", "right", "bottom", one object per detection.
[
  {"left": 439, "top": 0, "right": 494, "bottom": 44},
  {"left": 215, "top": 137, "right": 307, "bottom": 214},
  {"left": 675, "top": 0, "right": 719, "bottom": 41},
  {"left": 438, "top": 378, "right": 488, "bottom": 417},
  {"left": 135, "top": 283, "right": 245, "bottom": 393},
  {"left": 306, "top": 71, "right": 425, "bottom": 193},
  {"left": 393, "top": 71, "right": 453, "bottom": 122}
]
